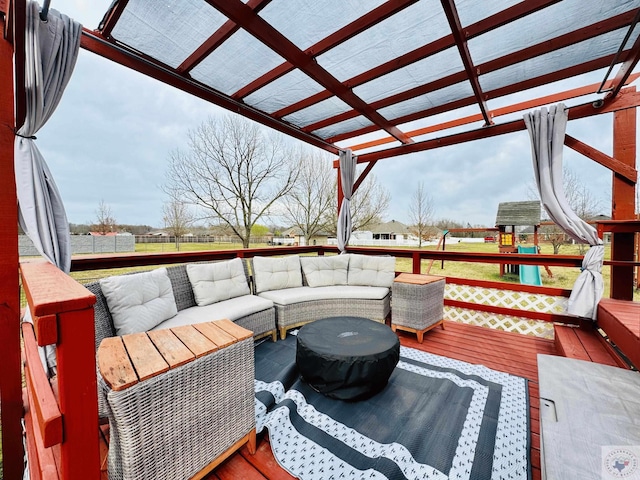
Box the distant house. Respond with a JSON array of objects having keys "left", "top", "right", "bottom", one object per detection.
[
  {"left": 88, "top": 231, "right": 118, "bottom": 236},
  {"left": 276, "top": 227, "right": 331, "bottom": 246},
  {"left": 354, "top": 220, "right": 412, "bottom": 241}
]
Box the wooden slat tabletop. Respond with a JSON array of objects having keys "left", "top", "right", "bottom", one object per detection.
[{"left": 98, "top": 320, "right": 253, "bottom": 391}]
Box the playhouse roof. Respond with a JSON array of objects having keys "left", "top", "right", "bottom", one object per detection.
[
  {"left": 495, "top": 201, "right": 541, "bottom": 227},
  {"left": 85, "top": 0, "right": 640, "bottom": 161}
]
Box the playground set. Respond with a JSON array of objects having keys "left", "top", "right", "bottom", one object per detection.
[{"left": 429, "top": 201, "right": 551, "bottom": 286}]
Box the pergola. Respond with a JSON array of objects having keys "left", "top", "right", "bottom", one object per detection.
[{"left": 1, "top": 1, "right": 640, "bottom": 478}]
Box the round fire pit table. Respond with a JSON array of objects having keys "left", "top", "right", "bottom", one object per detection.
[{"left": 296, "top": 316, "right": 400, "bottom": 401}]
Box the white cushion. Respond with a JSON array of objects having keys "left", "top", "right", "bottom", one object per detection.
[
  {"left": 186, "top": 259, "right": 250, "bottom": 306},
  {"left": 347, "top": 254, "right": 396, "bottom": 287},
  {"left": 258, "top": 285, "right": 389, "bottom": 305},
  {"left": 300, "top": 255, "right": 349, "bottom": 287},
  {"left": 100, "top": 268, "right": 177, "bottom": 336},
  {"left": 253, "top": 256, "right": 303, "bottom": 293},
  {"left": 152, "top": 295, "right": 273, "bottom": 330}
]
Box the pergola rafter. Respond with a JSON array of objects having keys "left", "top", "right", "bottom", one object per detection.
[{"left": 206, "top": 0, "right": 414, "bottom": 145}]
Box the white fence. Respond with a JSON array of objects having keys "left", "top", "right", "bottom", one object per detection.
[{"left": 19, "top": 234, "right": 135, "bottom": 256}]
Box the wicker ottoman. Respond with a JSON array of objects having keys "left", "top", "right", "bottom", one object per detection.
[
  {"left": 98, "top": 320, "right": 256, "bottom": 480},
  {"left": 391, "top": 273, "right": 445, "bottom": 343}
]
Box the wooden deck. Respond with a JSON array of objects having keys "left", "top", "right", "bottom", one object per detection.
[{"left": 98, "top": 321, "right": 558, "bottom": 480}]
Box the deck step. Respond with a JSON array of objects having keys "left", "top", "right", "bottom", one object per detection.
[
  {"left": 554, "top": 324, "right": 624, "bottom": 368},
  {"left": 597, "top": 298, "right": 640, "bottom": 369}
]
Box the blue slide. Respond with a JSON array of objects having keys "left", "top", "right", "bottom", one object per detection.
[{"left": 517, "top": 246, "right": 543, "bottom": 286}]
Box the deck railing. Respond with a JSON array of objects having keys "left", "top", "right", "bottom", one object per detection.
[{"left": 19, "top": 245, "right": 606, "bottom": 479}]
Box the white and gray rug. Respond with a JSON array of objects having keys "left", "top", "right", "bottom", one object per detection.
[{"left": 254, "top": 334, "right": 530, "bottom": 480}]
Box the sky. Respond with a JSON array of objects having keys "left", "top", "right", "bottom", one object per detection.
[{"left": 35, "top": 1, "right": 639, "bottom": 230}]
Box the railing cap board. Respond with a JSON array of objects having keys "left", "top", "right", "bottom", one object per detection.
[{"left": 20, "top": 261, "right": 95, "bottom": 317}]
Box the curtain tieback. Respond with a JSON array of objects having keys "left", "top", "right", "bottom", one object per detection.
[{"left": 14, "top": 130, "right": 37, "bottom": 140}]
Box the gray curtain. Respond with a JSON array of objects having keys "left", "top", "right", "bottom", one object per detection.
[
  {"left": 336, "top": 149, "right": 356, "bottom": 253},
  {"left": 15, "top": 1, "right": 82, "bottom": 370},
  {"left": 523, "top": 103, "right": 604, "bottom": 320}
]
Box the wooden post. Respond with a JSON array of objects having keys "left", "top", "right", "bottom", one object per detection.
[
  {"left": 611, "top": 94, "right": 637, "bottom": 300},
  {"left": 21, "top": 262, "right": 100, "bottom": 480},
  {"left": 412, "top": 251, "right": 421, "bottom": 274},
  {"left": 0, "top": 5, "right": 24, "bottom": 479}
]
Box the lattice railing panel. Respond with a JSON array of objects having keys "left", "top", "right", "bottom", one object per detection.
[
  {"left": 443, "top": 283, "right": 568, "bottom": 339},
  {"left": 444, "top": 306, "right": 555, "bottom": 339}
]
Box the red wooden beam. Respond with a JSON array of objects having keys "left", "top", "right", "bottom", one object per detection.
[
  {"left": 352, "top": 160, "right": 377, "bottom": 194},
  {"left": 205, "top": 0, "right": 414, "bottom": 144},
  {"left": 80, "top": 29, "right": 340, "bottom": 155},
  {"left": 564, "top": 134, "right": 637, "bottom": 182},
  {"left": 0, "top": 0, "right": 24, "bottom": 477},
  {"left": 98, "top": 0, "right": 129, "bottom": 39},
  {"left": 275, "top": 0, "right": 560, "bottom": 119},
  {"left": 177, "top": 0, "right": 272, "bottom": 74},
  {"left": 353, "top": 90, "right": 640, "bottom": 163},
  {"left": 329, "top": 51, "right": 630, "bottom": 143},
  {"left": 315, "top": 11, "right": 636, "bottom": 139},
  {"left": 605, "top": 9, "right": 640, "bottom": 99},
  {"left": 440, "top": 0, "right": 492, "bottom": 125},
  {"left": 233, "top": 0, "right": 418, "bottom": 100}
]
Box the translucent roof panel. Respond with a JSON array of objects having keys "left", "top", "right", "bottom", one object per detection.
[
  {"left": 468, "top": 0, "right": 640, "bottom": 65},
  {"left": 353, "top": 47, "right": 464, "bottom": 104},
  {"left": 378, "top": 81, "right": 474, "bottom": 121},
  {"left": 316, "top": 1, "right": 450, "bottom": 82},
  {"left": 259, "top": 0, "right": 387, "bottom": 51},
  {"left": 455, "top": 0, "right": 521, "bottom": 28},
  {"left": 283, "top": 97, "right": 353, "bottom": 129},
  {"left": 190, "top": 29, "right": 285, "bottom": 95},
  {"left": 312, "top": 116, "right": 374, "bottom": 140},
  {"left": 110, "top": 0, "right": 227, "bottom": 69},
  {"left": 479, "top": 27, "right": 639, "bottom": 93},
  {"left": 243, "top": 70, "right": 325, "bottom": 114}
]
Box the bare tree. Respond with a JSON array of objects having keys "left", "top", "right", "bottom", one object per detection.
[
  {"left": 324, "top": 172, "right": 391, "bottom": 234},
  {"left": 282, "top": 148, "right": 334, "bottom": 245},
  {"left": 162, "top": 197, "right": 195, "bottom": 251},
  {"left": 408, "top": 181, "right": 435, "bottom": 247},
  {"left": 164, "top": 115, "right": 298, "bottom": 248},
  {"left": 93, "top": 199, "right": 117, "bottom": 235},
  {"left": 529, "top": 167, "right": 602, "bottom": 254}
]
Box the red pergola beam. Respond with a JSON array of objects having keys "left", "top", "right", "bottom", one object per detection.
[
  {"left": 564, "top": 134, "right": 637, "bottom": 182},
  {"left": 606, "top": 14, "right": 640, "bottom": 99},
  {"left": 98, "top": 0, "right": 129, "bottom": 39},
  {"left": 347, "top": 75, "right": 640, "bottom": 152},
  {"left": 80, "top": 29, "right": 339, "bottom": 155},
  {"left": 177, "top": 0, "right": 272, "bottom": 74},
  {"left": 310, "top": 10, "right": 636, "bottom": 138},
  {"left": 440, "top": 0, "right": 492, "bottom": 126},
  {"left": 329, "top": 51, "right": 631, "bottom": 143},
  {"left": 274, "top": 0, "right": 560, "bottom": 119},
  {"left": 206, "top": 0, "right": 413, "bottom": 144},
  {"left": 349, "top": 90, "right": 640, "bottom": 164},
  {"left": 232, "top": 0, "right": 418, "bottom": 100}
]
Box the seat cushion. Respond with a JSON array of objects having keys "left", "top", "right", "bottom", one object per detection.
[
  {"left": 152, "top": 294, "right": 274, "bottom": 330},
  {"left": 253, "top": 255, "right": 303, "bottom": 293},
  {"left": 100, "top": 268, "right": 178, "bottom": 336},
  {"left": 258, "top": 285, "right": 389, "bottom": 306},
  {"left": 186, "top": 258, "right": 250, "bottom": 306},
  {"left": 300, "top": 255, "right": 349, "bottom": 287}
]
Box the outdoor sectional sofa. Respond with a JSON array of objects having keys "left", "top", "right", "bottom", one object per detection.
[{"left": 251, "top": 253, "right": 395, "bottom": 339}]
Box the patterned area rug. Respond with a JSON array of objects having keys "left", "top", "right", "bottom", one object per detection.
[{"left": 254, "top": 334, "right": 530, "bottom": 480}]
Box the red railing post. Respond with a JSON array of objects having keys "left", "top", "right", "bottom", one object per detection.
[
  {"left": 412, "top": 251, "right": 421, "bottom": 274},
  {"left": 21, "top": 262, "right": 100, "bottom": 480}
]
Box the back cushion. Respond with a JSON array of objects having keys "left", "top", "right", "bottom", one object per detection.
[
  {"left": 347, "top": 254, "right": 396, "bottom": 287},
  {"left": 252, "top": 256, "right": 303, "bottom": 293},
  {"left": 300, "top": 255, "right": 349, "bottom": 287},
  {"left": 100, "top": 268, "right": 178, "bottom": 336},
  {"left": 186, "top": 258, "right": 250, "bottom": 306}
]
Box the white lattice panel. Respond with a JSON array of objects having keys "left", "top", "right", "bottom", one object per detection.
[
  {"left": 444, "top": 284, "right": 567, "bottom": 339},
  {"left": 445, "top": 306, "right": 554, "bottom": 339}
]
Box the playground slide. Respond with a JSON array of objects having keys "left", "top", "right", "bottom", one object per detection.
[{"left": 517, "top": 246, "right": 543, "bottom": 286}]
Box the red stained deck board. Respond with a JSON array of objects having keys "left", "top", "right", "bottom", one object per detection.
[{"left": 597, "top": 298, "right": 640, "bottom": 368}]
